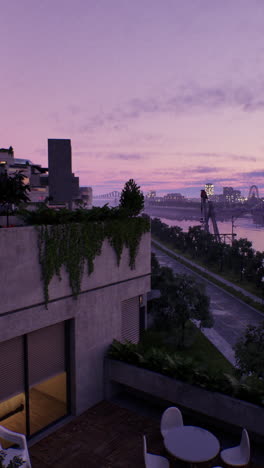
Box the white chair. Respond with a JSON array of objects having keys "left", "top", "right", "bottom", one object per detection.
[
  {"left": 160, "top": 406, "right": 183, "bottom": 438},
  {"left": 143, "top": 435, "right": 169, "bottom": 468},
  {"left": 220, "top": 428, "right": 250, "bottom": 467},
  {"left": 0, "top": 426, "right": 32, "bottom": 468}
]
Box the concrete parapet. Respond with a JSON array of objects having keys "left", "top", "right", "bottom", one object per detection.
[{"left": 106, "top": 358, "right": 264, "bottom": 439}]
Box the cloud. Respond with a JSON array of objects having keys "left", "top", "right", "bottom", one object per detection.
[
  {"left": 76, "top": 81, "right": 264, "bottom": 135},
  {"left": 193, "top": 166, "right": 221, "bottom": 174},
  {"left": 191, "top": 152, "right": 257, "bottom": 162},
  {"left": 75, "top": 169, "right": 97, "bottom": 175},
  {"left": 241, "top": 170, "right": 264, "bottom": 178},
  {"left": 103, "top": 178, "right": 128, "bottom": 185},
  {"left": 151, "top": 166, "right": 224, "bottom": 177},
  {"left": 107, "top": 153, "right": 145, "bottom": 160},
  {"left": 164, "top": 83, "right": 264, "bottom": 114},
  {"left": 74, "top": 151, "right": 91, "bottom": 157}
]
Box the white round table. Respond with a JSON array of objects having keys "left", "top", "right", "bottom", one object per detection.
[{"left": 164, "top": 425, "right": 220, "bottom": 464}]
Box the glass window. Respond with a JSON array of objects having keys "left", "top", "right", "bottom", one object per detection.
[
  {"left": 0, "top": 321, "right": 69, "bottom": 439},
  {"left": 29, "top": 373, "right": 67, "bottom": 435},
  {"left": 0, "top": 393, "right": 26, "bottom": 448}
]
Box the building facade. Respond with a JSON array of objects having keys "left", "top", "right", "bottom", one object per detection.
[
  {"left": 48, "top": 139, "right": 75, "bottom": 207},
  {"left": 0, "top": 226, "right": 150, "bottom": 441},
  {"left": 205, "top": 184, "right": 214, "bottom": 197},
  {"left": 79, "top": 187, "right": 93, "bottom": 208},
  {"left": 223, "top": 186, "right": 242, "bottom": 203},
  {"left": 1, "top": 143, "right": 93, "bottom": 209},
  {"left": 0, "top": 147, "right": 49, "bottom": 203}
]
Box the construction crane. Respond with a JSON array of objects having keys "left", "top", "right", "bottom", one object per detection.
[{"left": 200, "top": 189, "right": 221, "bottom": 242}]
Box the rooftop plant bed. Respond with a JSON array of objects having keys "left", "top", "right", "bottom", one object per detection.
[
  {"left": 140, "top": 323, "right": 234, "bottom": 375},
  {"left": 108, "top": 339, "right": 264, "bottom": 408}
]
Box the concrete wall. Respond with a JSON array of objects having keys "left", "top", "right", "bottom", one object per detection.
[
  {"left": 106, "top": 359, "right": 264, "bottom": 439},
  {"left": 0, "top": 226, "right": 151, "bottom": 415},
  {"left": 0, "top": 216, "right": 25, "bottom": 227}
]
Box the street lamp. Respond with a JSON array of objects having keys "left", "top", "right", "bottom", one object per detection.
[{"left": 239, "top": 250, "right": 247, "bottom": 282}]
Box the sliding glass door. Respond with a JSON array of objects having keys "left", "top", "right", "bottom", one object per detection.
[
  {"left": 0, "top": 336, "right": 26, "bottom": 447},
  {"left": 0, "top": 321, "right": 70, "bottom": 442},
  {"left": 28, "top": 322, "right": 68, "bottom": 434}
]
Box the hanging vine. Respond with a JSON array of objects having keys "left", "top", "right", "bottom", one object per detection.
[{"left": 37, "top": 216, "right": 150, "bottom": 307}]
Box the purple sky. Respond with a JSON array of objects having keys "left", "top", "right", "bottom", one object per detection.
[{"left": 1, "top": 0, "right": 264, "bottom": 196}]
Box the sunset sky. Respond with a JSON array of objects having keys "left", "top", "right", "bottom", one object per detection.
[{"left": 1, "top": 0, "right": 264, "bottom": 196}]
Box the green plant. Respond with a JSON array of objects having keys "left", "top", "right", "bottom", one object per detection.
[
  {"left": 234, "top": 321, "right": 264, "bottom": 377},
  {"left": 108, "top": 340, "right": 264, "bottom": 406},
  {"left": 152, "top": 239, "right": 264, "bottom": 314},
  {"left": 119, "top": 179, "right": 144, "bottom": 216},
  {"left": 151, "top": 217, "right": 264, "bottom": 300},
  {"left": 0, "top": 452, "right": 25, "bottom": 468},
  {"left": 0, "top": 170, "right": 30, "bottom": 226},
  {"left": 37, "top": 216, "right": 149, "bottom": 306},
  {"left": 150, "top": 254, "right": 213, "bottom": 347}
]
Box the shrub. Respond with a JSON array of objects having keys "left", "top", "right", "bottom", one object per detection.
[
  {"left": 108, "top": 340, "right": 264, "bottom": 406},
  {"left": 234, "top": 321, "right": 264, "bottom": 378}
]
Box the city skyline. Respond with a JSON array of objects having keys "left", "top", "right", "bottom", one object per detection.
[{"left": 2, "top": 1, "right": 264, "bottom": 196}]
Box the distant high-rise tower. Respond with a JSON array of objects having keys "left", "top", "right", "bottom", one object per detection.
[
  {"left": 48, "top": 139, "right": 74, "bottom": 206},
  {"left": 205, "top": 183, "right": 214, "bottom": 197}
]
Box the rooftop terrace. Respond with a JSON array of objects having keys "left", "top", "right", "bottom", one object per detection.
[{"left": 29, "top": 398, "right": 264, "bottom": 468}]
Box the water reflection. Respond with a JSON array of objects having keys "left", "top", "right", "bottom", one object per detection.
[{"left": 159, "top": 216, "right": 264, "bottom": 253}]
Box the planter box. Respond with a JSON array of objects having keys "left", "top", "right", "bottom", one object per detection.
[{"left": 105, "top": 358, "right": 264, "bottom": 438}]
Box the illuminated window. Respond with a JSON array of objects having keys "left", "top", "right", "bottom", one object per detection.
[{"left": 0, "top": 322, "right": 70, "bottom": 440}]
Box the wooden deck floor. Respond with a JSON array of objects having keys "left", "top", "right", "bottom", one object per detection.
[{"left": 29, "top": 400, "right": 263, "bottom": 468}]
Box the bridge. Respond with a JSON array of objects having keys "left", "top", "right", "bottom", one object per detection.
[{"left": 93, "top": 191, "right": 121, "bottom": 200}]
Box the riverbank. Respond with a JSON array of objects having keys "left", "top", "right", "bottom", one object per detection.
[
  {"left": 152, "top": 240, "right": 264, "bottom": 366},
  {"left": 152, "top": 238, "right": 264, "bottom": 313}
]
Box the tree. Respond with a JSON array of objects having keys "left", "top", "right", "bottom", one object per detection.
[
  {"left": 0, "top": 170, "right": 30, "bottom": 226},
  {"left": 119, "top": 179, "right": 144, "bottom": 216},
  {"left": 166, "top": 274, "right": 212, "bottom": 347},
  {"left": 150, "top": 256, "right": 213, "bottom": 347},
  {"left": 234, "top": 321, "right": 264, "bottom": 378}
]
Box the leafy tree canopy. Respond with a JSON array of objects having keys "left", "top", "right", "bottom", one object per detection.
[
  {"left": 0, "top": 170, "right": 30, "bottom": 207},
  {"left": 234, "top": 321, "right": 264, "bottom": 378},
  {"left": 0, "top": 170, "right": 30, "bottom": 226},
  {"left": 150, "top": 253, "right": 213, "bottom": 347},
  {"left": 119, "top": 179, "right": 144, "bottom": 216}
]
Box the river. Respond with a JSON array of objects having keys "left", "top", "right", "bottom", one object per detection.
[
  {"left": 158, "top": 215, "right": 264, "bottom": 253},
  {"left": 93, "top": 199, "right": 264, "bottom": 252}
]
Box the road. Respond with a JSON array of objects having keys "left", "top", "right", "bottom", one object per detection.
[{"left": 152, "top": 244, "right": 263, "bottom": 365}]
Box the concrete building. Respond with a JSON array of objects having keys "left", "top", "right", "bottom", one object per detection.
[
  {"left": 1, "top": 143, "right": 93, "bottom": 210},
  {"left": 79, "top": 187, "right": 93, "bottom": 208},
  {"left": 164, "top": 193, "right": 185, "bottom": 201},
  {"left": 223, "top": 187, "right": 242, "bottom": 203},
  {"left": 145, "top": 191, "right": 156, "bottom": 199},
  {"left": 0, "top": 147, "right": 49, "bottom": 203},
  {"left": 205, "top": 183, "right": 214, "bottom": 197},
  {"left": 0, "top": 225, "right": 150, "bottom": 440},
  {"left": 48, "top": 139, "right": 76, "bottom": 207}
]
